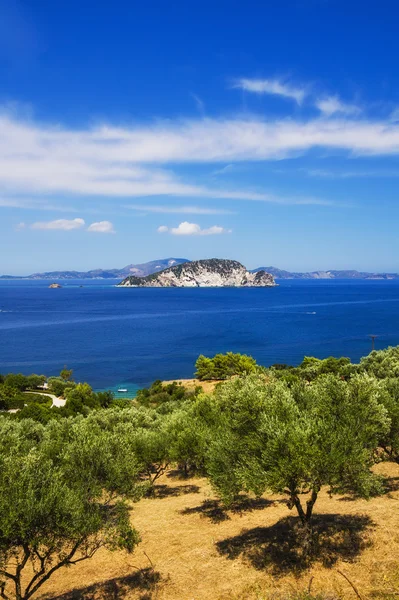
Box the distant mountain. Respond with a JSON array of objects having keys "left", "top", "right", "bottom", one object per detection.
[
  {"left": 251, "top": 266, "right": 399, "bottom": 280},
  {"left": 0, "top": 258, "right": 189, "bottom": 280},
  {"left": 118, "top": 259, "right": 276, "bottom": 288},
  {"left": 122, "top": 258, "right": 189, "bottom": 278},
  {"left": 2, "top": 259, "right": 398, "bottom": 280}
]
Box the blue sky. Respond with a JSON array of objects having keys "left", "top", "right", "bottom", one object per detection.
[{"left": 2, "top": 0, "right": 399, "bottom": 274}]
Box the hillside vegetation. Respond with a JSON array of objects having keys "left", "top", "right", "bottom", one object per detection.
[{"left": 3, "top": 348, "right": 399, "bottom": 598}]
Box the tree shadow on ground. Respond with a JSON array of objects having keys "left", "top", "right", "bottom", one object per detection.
[
  {"left": 41, "top": 567, "right": 161, "bottom": 600},
  {"left": 151, "top": 484, "right": 200, "bottom": 498},
  {"left": 216, "top": 513, "right": 374, "bottom": 575},
  {"left": 383, "top": 475, "right": 399, "bottom": 494},
  {"left": 166, "top": 468, "right": 194, "bottom": 480},
  {"left": 181, "top": 495, "right": 274, "bottom": 523},
  {"left": 337, "top": 475, "right": 399, "bottom": 502}
]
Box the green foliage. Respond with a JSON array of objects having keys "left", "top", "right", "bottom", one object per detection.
[
  {"left": 0, "top": 386, "right": 51, "bottom": 412},
  {"left": 200, "top": 373, "right": 389, "bottom": 540},
  {"left": 3, "top": 346, "right": 399, "bottom": 593},
  {"left": 3, "top": 373, "right": 29, "bottom": 391},
  {"left": 136, "top": 380, "right": 201, "bottom": 413},
  {"left": 0, "top": 387, "right": 24, "bottom": 410},
  {"left": 0, "top": 414, "right": 144, "bottom": 600},
  {"left": 359, "top": 346, "right": 399, "bottom": 379},
  {"left": 60, "top": 367, "right": 73, "bottom": 381},
  {"left": 376, "top": 378, "right": 399, "bottom": 461},
  {"left": 23, "top": 393, "right": 52, "bottom": 407},
  {"left": 64, "top": 382, "right": 101, "bottom": 414},
  {"left": 131, "top": 424, "right": 171, "bottom": 487},
  {"left": 165, "top": 408, "right": 209, "bottom": 475},
  {"left": 15, "top": 403, "right": 57, "bottom": 425},
  {"left": 25, "top": 374, "right": 46, "bottom": 389},
  {"left": 270, "top": 356, "right": 356, "bottom": 384},
  {"left": 96, "top": 389, "right": 115, "bottom": 408},
  {"left": 269, "top": 347, "right": 399, "bottom": 385},
  {"left": 46, "top": 376, "right": 75, "bottom": 397},
  {"left": 195, "top": 352, "right": 258, "bottom": 381}
]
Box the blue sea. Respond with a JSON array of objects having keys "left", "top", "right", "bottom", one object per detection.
[{"left": 1, "top": 279, "right": 399, "bottom": 393}]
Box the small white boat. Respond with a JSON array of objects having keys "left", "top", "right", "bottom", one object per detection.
[{"left": 117, "top": 388, "right": 128, "bottom": 393}]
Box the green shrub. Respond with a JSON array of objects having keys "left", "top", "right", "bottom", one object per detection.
[
  {"left": 136, "top": 380, "right": 200, "bottom": 411},
  {"left": 195, "top": 352, "right": 258, "bottom": 380}
]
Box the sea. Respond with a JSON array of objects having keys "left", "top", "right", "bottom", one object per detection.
[{"left": 1, "top": 278, "right": 399, "bottom": 395}]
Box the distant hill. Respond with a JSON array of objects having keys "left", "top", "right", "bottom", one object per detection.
[
  {"left": 2, "top": 259, "right": 398, "bottom": 280},
  {"left": 251, "top": 266, "right": 399, "bottom": 280},
  {"left": 0, "top": 258, "right": 190, "bottom": 280}
]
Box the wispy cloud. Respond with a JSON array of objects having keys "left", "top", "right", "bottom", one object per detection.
[
  {"left": 158, "top": 221, "right": 232, "bottom": 236},
  {"left": 212, "top": 164, "right": 234, "bottom": 176},
  {"left": 3, "top": 106, "right": 399, "bottom": 209},
  {"left": 87, "top": 220, "right": 115, "bottom": 233},
  {"left": 232, "top": 77, "right": 306, "bottom": 103},
  {"left": 302, "top": 167, "right": 399, "bottom": 179},
  {"left": 0, "top": 197, "right": 80, "bottom": 212},
  {"left": 190, "top": 93, "right": 205, "bottom": 115},
  {"left": 125, "top": 204, "right": 235, "bottom": 215},
  {"left": 389, "top": 107, "right": 399, "bottom": 123},
  {"left": 31, "top": 218, "right": 85, "bottom": 231},
  {"left": 315, "top": 95, "right": 361, "bottom": 116}
]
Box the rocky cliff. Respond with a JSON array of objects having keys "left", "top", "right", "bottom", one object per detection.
[{"left": 118, "top": 259, "right": 276, "bottom": 288}]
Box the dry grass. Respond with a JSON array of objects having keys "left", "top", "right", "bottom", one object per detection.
[
  {"left": 36, "top": 461, "right": 399, "bottom": 600},
  {"left": 162, "top": 378, "right": 223, "bottom": 394}
]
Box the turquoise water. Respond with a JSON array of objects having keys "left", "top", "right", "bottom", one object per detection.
[{"left": 1, "top": 278, "right": 399, "bottom": 389}]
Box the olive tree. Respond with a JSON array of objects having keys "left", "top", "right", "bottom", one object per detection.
[
  {"left": 202, "top": 374, "right": 389, "bottom": 551},
  {"left": 376, "top": 378, "right": 399, "bottom": 460},
  {"left": 165, "top": 408, "right": 209, "bottom": 476},
  {"left": 132, "top": 426, "right": 171, "bottom": 488},
  {"left": 359, "top": 346, "right": 399, "bottom": 379},
  {"left": 0, "top": 415, "right": 144, "bottom": 600}
]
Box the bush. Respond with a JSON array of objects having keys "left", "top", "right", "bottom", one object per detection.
[
  {"left": 359, "top": 346, "right": 399, "bottom": 379},
  {"left": 3, "top": 373, "right": 29, "bottom": 391},
  {"left": 136, "top": 380, "right": 200, "bottom": 412},
  {"left": 23, "top": 393, "right": 52, "bottom": 407},
  {"left": 195, "top": 352, "right": 258, "bottom": 380},
  {"left": 26, "top": 374, "right": 46, "bottom": 389},
  {"left": 47, "top": 377, "right": 71, "bottom": 397},
  {"left": 2, "top": 395, "right": 25, "bottom": 410},
  {"left": 16, "top": 403, "right": 57, "bottom": 424}
]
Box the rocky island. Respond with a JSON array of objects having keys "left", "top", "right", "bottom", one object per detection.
[{"left": 117, "top": 259, "right": 276, "bottom": 288}]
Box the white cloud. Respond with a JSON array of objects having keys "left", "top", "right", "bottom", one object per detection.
[
  {"left": 159, "top": 221, "right": 231, "bottom": 236},
  {"left": 4, "top": 110, "right": 399, "bottom": 169},
  {"left": 315, "top": 96, "right": 360, "bottom": 116},
  {"left": 3, "top": 106, "right": 399, "bottom": 209},
  {"left": 31, "top": 218, "right": 85, "bottom": 230},
  {"left": 87, "top": 220, "right": 115, "bottom": 233},
  {"left": 126, "top": 204, "right": 235, "bottom": 215},
  {"left": 233, "top": 78, "right": 306, "bottom": 103},
  {"left": 15, "top": 222, "right": 26, "bottom": 230}
]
